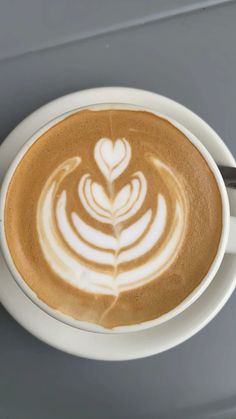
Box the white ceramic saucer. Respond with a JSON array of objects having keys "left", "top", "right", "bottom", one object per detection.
[{"left": 0, "top": 87, "right": 236, "bottom": 361}]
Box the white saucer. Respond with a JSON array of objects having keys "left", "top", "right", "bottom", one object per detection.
[{"left": 0, "top": 87, "right": 236, "bottom": 361}]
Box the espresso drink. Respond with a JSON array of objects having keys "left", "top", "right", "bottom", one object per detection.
[{"left": 4, "top": 109, "right": 222, "bottom": 328}]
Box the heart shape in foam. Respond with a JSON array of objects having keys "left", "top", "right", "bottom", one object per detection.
[{"left": 94, "top": 138, "right": 131, "bottom": 181}]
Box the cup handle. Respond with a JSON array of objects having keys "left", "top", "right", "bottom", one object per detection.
[{"left": 226, "top": 217, "right": 236, "bottom": 253}]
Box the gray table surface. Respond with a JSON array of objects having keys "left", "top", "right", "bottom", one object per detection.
[{"left": 1, "top": 1, "right": 236, "bottom": 418}]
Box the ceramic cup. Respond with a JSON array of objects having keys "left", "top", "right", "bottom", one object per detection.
[{"left": 0, "top": 103, "right": 236, "bottom": 334}]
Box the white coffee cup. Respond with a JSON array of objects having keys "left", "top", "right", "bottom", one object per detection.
[{"left": 0, "top": 103, "right": 236, "bottom": 334}]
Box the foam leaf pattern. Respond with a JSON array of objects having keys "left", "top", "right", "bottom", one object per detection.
[{"left": 37, "top": 138, "right": 187, "bottom": 295}]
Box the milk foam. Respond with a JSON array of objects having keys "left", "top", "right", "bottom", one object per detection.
[{"left": 37, "top": 138, "right": 186, "bottom": 295}]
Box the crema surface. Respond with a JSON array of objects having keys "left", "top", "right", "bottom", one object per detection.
[{"left": 4, "top": 109, "right": 222, "bottom": 327}]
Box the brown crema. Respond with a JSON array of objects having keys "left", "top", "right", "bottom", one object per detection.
[{"left": 4, "top": 109, "right": 222, "bottom": 328}]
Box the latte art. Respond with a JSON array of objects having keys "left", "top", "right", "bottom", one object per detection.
[
  {"left": 37, "top": 138, "right": 187, "bottom": 295},
  {"left": 4, "top": 109, "right": 222, "bottom": 328}
]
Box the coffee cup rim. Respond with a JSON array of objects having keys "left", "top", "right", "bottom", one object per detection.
[{"left": 0, "top": 103, "right": 230, "bottom": 334}]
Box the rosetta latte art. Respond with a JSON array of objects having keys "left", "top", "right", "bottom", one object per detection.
[{"left": 37, "top": 138, "right": 187, "bottom": 295}]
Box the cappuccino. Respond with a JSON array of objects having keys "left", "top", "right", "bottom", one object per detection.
[{"left": 3, "top": 108, "right": 222, "bottom": 327}]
